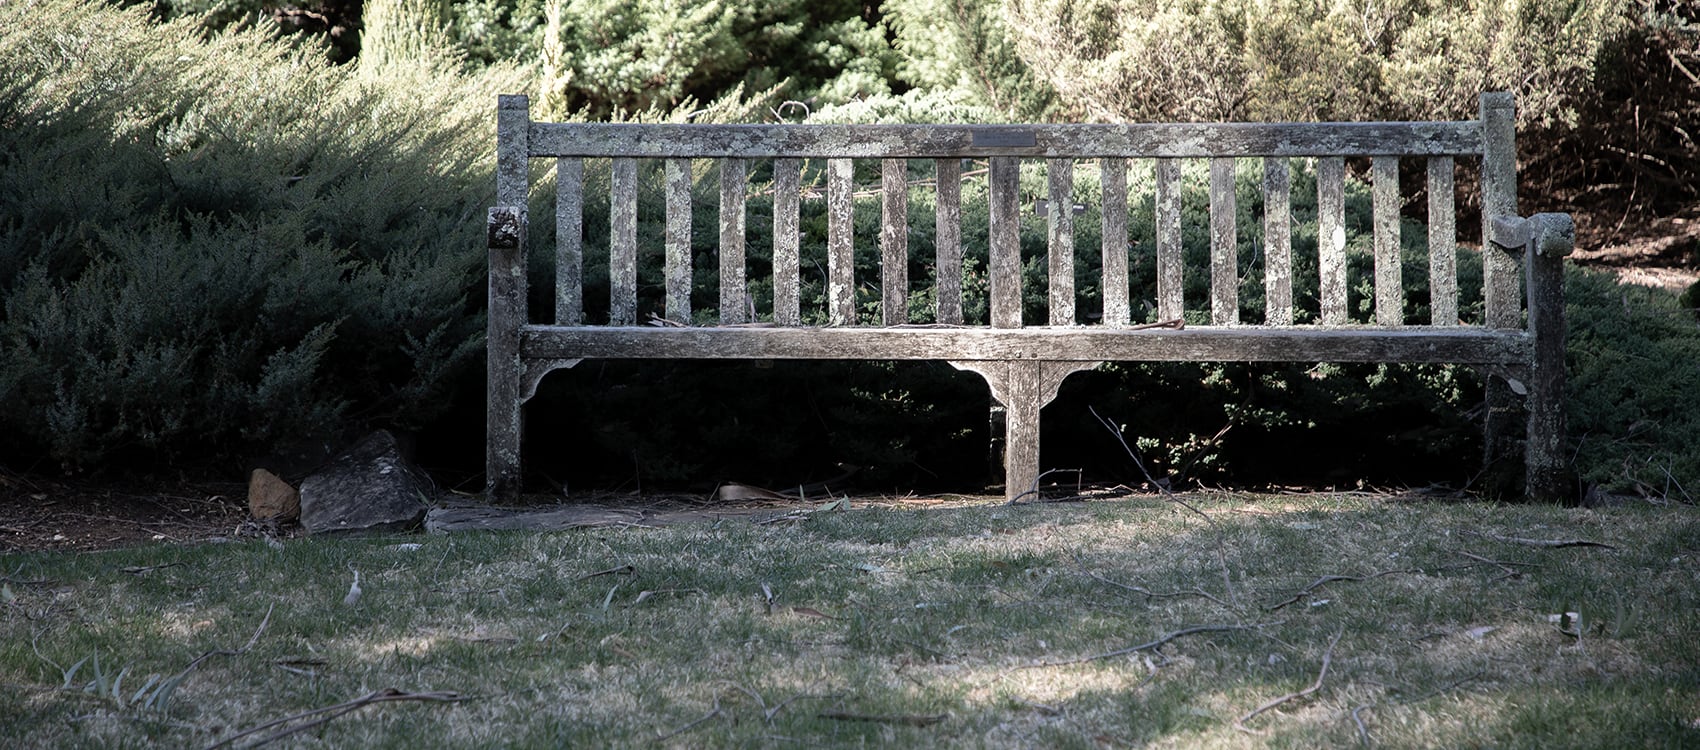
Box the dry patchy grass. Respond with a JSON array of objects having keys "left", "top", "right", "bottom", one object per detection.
[{"left": 2, "top": 493, "right": 1697, "bottom": 748}]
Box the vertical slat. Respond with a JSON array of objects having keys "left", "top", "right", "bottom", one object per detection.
[
  {"left": 827, "top": 158, "right": 855, "bottom": 326},
  {"left": 1480, "top": 92, "right": 1521, "bottom": 329},
  {"left": 881, "top": 159, "right": 909, "bottom": 326},
  {"left": 1100, "top": 157, "right": 1129, "bottom": 326},
  {"left": 934, "top": 158, "right": 963, "bottom": 325},
  {"left": 1427, "top": 156, "right": 1458, "bottom": 326},
  {"left": 609, "top": 157, "right": 638, "bottom": 325},
  {"left": 719, "top": 157, "right": 747, "bottom": 324},
  {"left": 1317, "top": 156, "right": 1347, "bottom": 325},
  {"left": 487, "top": 94, "right": 531, "bottom": 499},
  {"left": 663, "top": 158, "right": 690, "bottom": 324},
  {"left": 1209, "top": 157, "right": 1238, "bottom": 326},
  {"left": 1372, "top": 155, "right": 1403, "bottom": 326},
  {"left": 1047, "top": 158, "right": 1076, "bottom": 326},
  {"left": 1155, "top": 158, "right": 1183, "bottom": 322},
  {"left": 555, "top": 157, "right": 584, "bottom": 325},
  {"left": 772, "top": 158, "right": 801, "bottom": 326},
  {"left": 1262, "top": 157, "right": 1292, "bottom": 326},
  {"left": 988, "top": 156, "right": 1022, "bottom": 328}
]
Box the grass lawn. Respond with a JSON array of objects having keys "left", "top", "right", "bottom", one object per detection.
[{"left": 2, "top": 493, "right": 1697, "bottom": 748}]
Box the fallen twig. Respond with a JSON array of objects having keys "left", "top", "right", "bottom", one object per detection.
[
  {"left": 655, "top": 701, "right": 724, "bottom": 742},
  {"left": 1351, "top": 703, "right": 1374, "bottom": 746},
  {"left": 1464, "top": 531, "right": 1616, "bottom": 550},
  {"left": 1008, "top": 468, "right": 1083, "bottom": 505},
  {"left": 1449, "top": 550, "right": 1539, "bottom": 581},
  {"left": 1089, "top": 406, "right": 1241, "bottom": 609},
  {"left": 1015, "top": 623, "right": 1270, "bottom": 670},
  {"left": 173, "top": 604, "right": 274, "bottom": 681},
  {"left": 1077, "top": 567, "right": 1230, "bottom": 608},
  {"left": 817, "top": 710, "right": 948, "bottom": 727},
  {"left": 575, "top": 564, "right": 636, "bottom": 581},
  {"left": 205, "top": 688, "right": 464, "bottom": 749},
  {"left": 1266, "top": 569, "right": 1418, "bottom": 611},
  {"left": 1234, "top": 629, "right": 1342, "bottom": 734}
]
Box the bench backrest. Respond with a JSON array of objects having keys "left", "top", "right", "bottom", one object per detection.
[{"left": 495, "top": 92, "right": 1523, "bottom": 332}]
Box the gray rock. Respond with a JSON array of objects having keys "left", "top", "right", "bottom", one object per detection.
[{"left": 298, "top": 430, "right": 430, "bottom": 535}]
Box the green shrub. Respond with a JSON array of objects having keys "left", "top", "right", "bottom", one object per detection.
[
  {"left": 0, "top": 0, "right": 525, "bottom": 469},
  {"left": 1566, "top": 268, "right": 1700, "bottom": 497}
]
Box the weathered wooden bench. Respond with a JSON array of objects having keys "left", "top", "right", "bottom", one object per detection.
[{"left": 485, "top": 92, "right": 1574, "bottom": 503}]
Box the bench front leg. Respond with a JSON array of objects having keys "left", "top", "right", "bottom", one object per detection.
[{"left": 951, "top": 360, "right": 1099, "bottom": 503}]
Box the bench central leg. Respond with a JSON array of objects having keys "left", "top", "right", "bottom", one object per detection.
[{"left": 949, "top": 360, "right": 1099, "bottom": 502}]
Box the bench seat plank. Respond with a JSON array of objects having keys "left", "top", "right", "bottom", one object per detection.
[{"left": 521, "top": 325, "right": 1529, "bottom": 365}]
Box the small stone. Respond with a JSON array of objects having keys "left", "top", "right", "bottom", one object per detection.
[{"left": 248, "top": 468, "right": 300, "bottom": 521}]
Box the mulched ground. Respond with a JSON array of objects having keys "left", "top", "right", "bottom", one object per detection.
[{"left": 0, "top": 473, "right": 250, "bottom": 553}]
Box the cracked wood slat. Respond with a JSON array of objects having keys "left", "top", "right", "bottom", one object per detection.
[
  {"left": 556, "top": 157, "right": 584, "bottom": 325},
  {"left": 1373, "top": 156, "right": 1403, "bottom": 326},
  {"left": 1155, "top": 158, "right": 1183, "bottom": 322},
  {"left": 664, "top": 158, "right": 691, "bottom": 324},
  {"left": 1317, "top": 157, "right": 1348, "bottom": 325},
  {"left": 521, "top": 325, "right": 1531, "bottom": 365},
  {"left": 828, "top": 158, "right": 855, "bottom": 325},
  {"left": 719, "top": 157, "right": 748, "bottom": 324},
  {"left": 1427, "top": 156, "right": 1458, "bottom": 326},
  {"left": 528, "top": 120, "right": 1484, "bottom": 158},
  {"left": 1210, "top": 157, "right": 1238, "bottom": 325},
  {"left": 610, "top": 157, "right": 638, "bottom": 326},
  {"left": 1263, "top": 157, "right": 1292, "bottom": 326},
  {"left": 773, "top": 158, "right": 801, "bottom": 327},
  {"left": 1048, "top": 158, "right": 1076, "bottom": 325},
  {"left": 935, "top": 158, "right": 964, "bottom": 325},
  {"left": 989, "top": 156, "right": 1022, "bottom": 328},
  {"left": 1100, "top": 157, "right": 1130, "bottom": 326},
  {"left": 882, "top": 159, "right": 909, "bottom": 326}
]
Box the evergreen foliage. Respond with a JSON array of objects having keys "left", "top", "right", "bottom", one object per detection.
[{"left": 0, "top": 0, "right": 526, "bottom": 469}]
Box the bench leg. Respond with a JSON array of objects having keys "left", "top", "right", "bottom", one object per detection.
[{"left": 950, "top": 360, "right": 1098, "bottom": 502}]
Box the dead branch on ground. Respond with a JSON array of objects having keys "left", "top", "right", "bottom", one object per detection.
[
  {"left": 1463, "top": 531, "right": 1616, "bottom": 550},
  {"left": 817, "top": 710, "right": 948, "bottom": 727},
  {"left": 1015, "top": 623, "right": 1272, "bottom": 670},
  {"left": 1089, "top": 406, "right": 1242, "bottom": 609},
  {"left": 1075, "top": 564, "right": 1230, "bottom": 608},
  {"left": 1234, "top": 629, "right": 1342, "bottom": 735},
  {"left": 205, "top": 688, "right": 464, "bottom": 749},
  {"left": 1266, "top": 570, "right": 1419, "bottom": 611},
  {"left": 655, "top": 700, "right": 724, "bottom": 742}
]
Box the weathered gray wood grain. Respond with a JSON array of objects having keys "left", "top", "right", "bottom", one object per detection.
[
  {"left": 1263, "top": 157, "right": 1292, "bottom": 326},
  {"left": 882, "top": 158, "right": 909, "bottom": 326},
  {"left": 1480, "top": 92, "right": 1522, "bottom": 329},
  {"left": 773, "top": 158, "right": 801, "bottom": 327},
  {"left": 497, "top": 95, "right": 530, "bottom": 208},
  {"left": 1525, "top": 212, "right": 1574, "bottom": 502},
  {"left": 1209, "top": 157, "right": 1238, "bottom": 325},
  {"left": 556, "top": 158, "right": 584, "bottom": 325},
  {"left": 664, "top": 158, "right": 691, "bottom": 324},
  {"left": 1156, "top": 158, "right": 1183, "bottom": 322},
  {"left": 828, "top": 158, "right": 856, "bottom": 325},
  {"left": 1426, "top": 156, "right": 1457, "bottom": 326},
  {"left": 529, "top": 120, "right": 1483, "bottom": 158},
  {"left": 1100, "top": 158, "right": 1130, "bottom": 326},
  {"left": 950, "top": 360, "right": 1097, "bottom": 502},
  {"left": 719, "top": 158, "right": 748, "bottom": 324},
  {"left": 1372, "top": 156, "right": 1403, "bottom": 325},
  {"left": 521, "top": 325, "right": 1531, "bottom": 365},
  {"left": 1048, "top": 158, "right": 1076, "bottom": 325},
  {"left": 1317, "top": 157, "right": 1348, "bottom": 325},
  {"left": 990, "top": 157, "right": 1022, "bottom": 328},
  {"left": 610, "top": 157, "right": 638, "bottom": 326},
  {"left": 935, "top": 158, "right": 964, "bottom": 325}
]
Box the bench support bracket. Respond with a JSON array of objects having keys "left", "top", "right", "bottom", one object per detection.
[{"left": 950, "top": 360, "right": 1100, "bottom": 502}]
